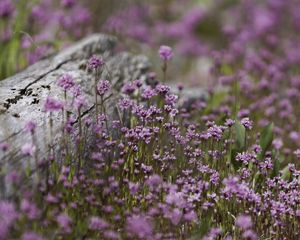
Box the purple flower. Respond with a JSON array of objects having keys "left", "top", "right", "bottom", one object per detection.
[
  {"left": 128, "top": 182, "right": 140, "bottom": 195},
  {"left": 5, "top": 170, "right": 21, "bottom": 184},
  {"left": 0, "top": 142, "right": 9, "bottom": 152},
  {"left": 89, "top": 216, "right": 109, "bottom": 230},
  {"left": 272, "top": 138, "right": 283, "bottom": 150},
  {"left": 21, "top": 199, "right": 40, "bottom": 220},
  {"left": 203, "top": 227, "right": 222, "bottom": 240},
  {"left": 122, "top": 81, "right": 137, "bottom": 95},
  {"left": 61, "top": 0, "right": 75, "bottom": 8},
  {"left": 118, "top": 98, "right": 133, "bottom": 110},
  {"left": 156, "top": 84, "right": 170, "bottom": 95},
  {"left": 21, "top": 143, "right": 36, "bottom": 157},
  {"left": 0, "top": 201, "right": 18, "bottom": 239},
  {"left": 159, "top": 45, "right": 173, "bottom": 61},
  {"left": 126, "top": 215, "right": 153, "bottom": 238},
  {"left": 0, "top": 0, "right": 14, "bottom": 18},
  {"left": 294, "top": 149, "right": 300, "bottom": 158},
  {"left": 57, "top": 74, "right": 75, "bottom": 91},
  {"left": 242, "top": 229, "right": 258, "bottom": 240},
  {"left": 165, "top": 94, "right": 178, "bottom": 106},
  {"left": 241, "top": 117, "right": 253, "bottom": 130},
  {"left": 56, "top": 213, "right": 72, "bottom": 233},
  {"left": 97, "top": 80, "right": 110, "bottom": 96},
  {"left": 169, "top": 208, "right": 182, "bottom": 225},
  {"left": 236, "top": 214, "right": 253, "bottom": 230},
  {"left": 43, "top": 97, "right": 64, "bottom": 113},
  {"left": 236, "top": 152, "right": 255, "bottom": 164},
  {"left": 21, "top": 232, "right": 44, "bottom": 240},
  {"left": 88, "top": 55, "right": 104, "bottom": 70},
  {"left": 74, "top": 95, "right": 87, "bottom": 109},
  {"left": 225, "top": 119, "right": 235, "bottom": 127},
  {"left": 141, "top": 87, "right": 157, "bottom": 100},
  {"left": 146, "top": 174, "right": 162, "bottom": 188},
  {"left": 25, "top": 121, "right": 37, "bottom": 134},
  {"left": 0, "top": 201, "right": 18, "bottom": 225},
  {"left": 103, "top": 230, "right": 119, "bottom": 239}
]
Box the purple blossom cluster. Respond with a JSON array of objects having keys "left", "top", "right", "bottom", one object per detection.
[
  {"left": 2, "top": 49, "right": 300, "bottom": 238},
  {"left": 2, "top": 0, "right": 300, "bottom": 239}
]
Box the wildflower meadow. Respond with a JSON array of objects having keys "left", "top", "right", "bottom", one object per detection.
[{"left": 0, "top": 0, "right": 300, "bottom": 239}]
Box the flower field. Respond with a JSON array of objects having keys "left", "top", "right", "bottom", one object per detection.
[{"left": 0, "top": 0, "right": 300, "bottom": 239}]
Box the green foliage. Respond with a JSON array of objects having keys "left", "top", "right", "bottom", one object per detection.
[
  {"left": 234, "top": 120, "right": 246, "bottom": 151},
  {"left": 205, "top": 90, "right": 227, "bottom": 114},
  {"left": 260, "top": 123, "right": 274, "bottom": 157}
]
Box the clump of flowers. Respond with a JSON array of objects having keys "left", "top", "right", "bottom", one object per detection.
[{"left": 2, "top": 0, "right": 300, "bottom": 239}]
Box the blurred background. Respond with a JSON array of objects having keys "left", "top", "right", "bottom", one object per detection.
[
  {"left": 0, "top": 0, "right": 226, "bottom": 82},
  {"left": 1, "top": 0, "right": 300, "bottom": 89}
]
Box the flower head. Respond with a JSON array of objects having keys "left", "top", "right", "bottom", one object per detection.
[
  {"left": 57, "top": 74, "right": 75, "bottom": 91},
  {"left": 21, "top": 232, "right": 44, "bottom": 240},
  {"left": 21, "top": 143, "right": 36, "bottom": 157},
  {"left": 0, "top": 0, "right": 14, "bottom": 18},
  {"left": 61, "top": 0, "right": 75, "bottom": 8},
  {"left": 43, "top": 97, "right": 64, "bottom": 113},
  {"left": 88, "top": 55, "right": 104, "bottom": 70},
  {"left": 25, "top": 121, "right": 37, "bottom": 134},
  {"left": 241, "top": 117, "right": 253, "bottom": 130},
  {"left": 74, "top": 95, "right": 87, "bottom": 109},
  {"left": 56, "top": 213, "right": 72, "bottom": 233},
  {"left": 97, "top": 80, "right": 110, "bottom": 96},
  {"left": 236, "top": 214, "right": 253, "bottom": 230},
  {"left": 159, "top": 45, "right": 173, "bottom": 61},
  {"left": 89, "top": 216, "right": 109, "bottom": 230},
  {"left": 126, "top": 215, "right": 153, "bottom": 238}
]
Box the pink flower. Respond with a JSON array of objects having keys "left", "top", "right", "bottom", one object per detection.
[
  {"left": 159, "top": 45, "right": 173, "bottom": 61},
  {"left": 88, "top": 55, "right": 104, "bottom": 70},
  {"left": 126, "top": 215, "right": 153, "bottom": 238},
  {"left": 56, "top": 213, "right": 72, "bottom": 233},
  {"left": 25, "top": 121, "right": 37, "bottom": 134},
  {"left": 89, "top": 216, "right": 109, "bottom": 230},
  {"left": 97, "top": 80, "right": 110, "bottom": 96},
  {"left": 21, "top": 143, "right": 36, "bottom": 157},
  {"left": 74, "top": 95, "right": 87, "bottom": 109},
  {"left": 21, "top": 199, "right": 40, "bottom": 220},
  {"left": 236, "top": 214, "right": 253, "bottom": 230},
  {"left": 57, "top": 74, "right": 75, "bottom": 91},
  {"left": 43, "top": 97, "right": 64, "bottom": 113},
  {"left": 21, "top": 231, "right": 44, "bottom": 240}
]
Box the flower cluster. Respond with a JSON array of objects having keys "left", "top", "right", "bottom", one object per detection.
[{"left": 2, "top": 0, "right": 300, "bottom": 239}]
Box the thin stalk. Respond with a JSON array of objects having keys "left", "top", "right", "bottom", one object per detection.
[{"left": 162, "top": 61, "right": 167, "bottom": 82}]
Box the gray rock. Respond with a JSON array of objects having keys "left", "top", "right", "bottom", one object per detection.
[{"left": 0, "top": 34, "right": 151, "bottom": 196}]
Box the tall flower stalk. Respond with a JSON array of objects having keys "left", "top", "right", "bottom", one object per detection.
[{"left": 88, "top": 55, "right": 104, "bottom": 123}]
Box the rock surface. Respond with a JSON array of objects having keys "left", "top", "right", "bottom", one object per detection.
[{"left": 0, "top": 34, "right": 150, "bottom": 180}]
